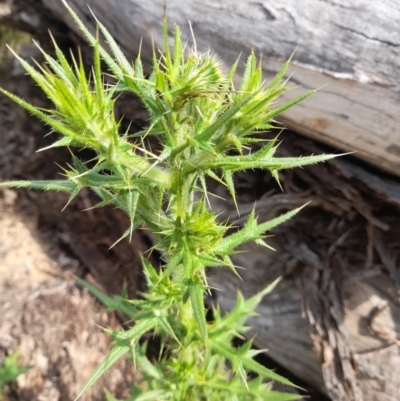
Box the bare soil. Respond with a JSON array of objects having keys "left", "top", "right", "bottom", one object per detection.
[{"left": 0, "top": 43, "right": 147, "bottom": 400}]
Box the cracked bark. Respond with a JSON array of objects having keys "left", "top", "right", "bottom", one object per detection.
[{"left": 2, "top": 0, "right": 400, "bottom": 176}]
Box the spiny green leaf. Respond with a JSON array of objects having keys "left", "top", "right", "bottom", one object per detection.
[
  {"left": 93, "top": 13, "right": 134, "bottom": 76},
  {"left": 37, "top": 136, "right": 73, "bottom": 151},
  {"left": 213, "top": 205, "right": 307, "bottom": 255},
  {"left": 134, "top": 343, "right": 163, "bottom": 380},
  {"left": 197, "top": 254, "right": 225, "bottom": 267},
  {"left": 74, "top": 344, "right": 130, "bottom": 401},
  {"left": 62, "top": 0, "right": 123, "bottom": 79},
  {"left": 0, "top": 179, "right": 77, "bottom": 192},
  {"left": 210, "top": 340, "right": 294, "bottom": 386},
  {"left": 106, "top": 318, "right": 157, "bottom": 342},
  {"left": 161, "top": 250, "right": 183, "bottom": 278},
  {"left": 126, "top": 189, "right": 140, "bottom": 241},
  {"left": 93, "top": 30, "right": 104, "bottom": 105},
  {"left": 251, "top": 204, "right": 306, "bottom": 238},
  {"left": 189, "top": 276, "right": 207, "bottom": 339},
  {"left": 240, "top": 52, "right": 256, "bottom": 92},
  {"left": 156, "top": 316, "right": 180, "bottom": 344},
  {"left": 200, "top": 380, "right": 301, "bottom": 400},
  {"left": 209, "top": 152, "right": 339, "bottom": 173},
  {"left": 162, "top": 19, "right": 173, "bottom": 75},
  {"left": 0, "top": 89, "right": 99, "bottom": 149},
  {"left": 227, "top": 56, "right": 240, "bottom": 87},
  {"left": 62, "top": 186, "right": 81, "bottom": 211},
  {"left": 75, "top": 277, "right": 137, "bottom": 318},
  {"left": 264, "top": 90, "right": 314, "bottom": 121},
  {"left": 131, "top": 390, "right": 169, "bottom": 401},
  {"left": 210, "top": 280, "right": 281, "bottom": 342},
  {"left": 9, "top": 49, "right": 54, "bottom": 99},
  {"left": 35, "top": 44, "right": 73, "bottom": 86},
  {"left": 267, "top": 56, "right": 291, "bottom": 91},
  {"left": 142, "top": 257, "right": 161, "bottom": 288},
  {"left": 173, "top": 25, "right": 183, "bottom": 69},
  {"left": 223, "top": 170, "right": 237, "bottom": 208},
  {"left": 196, "top": 93, "right": 256, "bottom": 144},
  {"left": 266, "top": 154, "right": 342, "bottom": 171},
  {"left": 49, "top": 32, "right": 78, "bottom": 84}
]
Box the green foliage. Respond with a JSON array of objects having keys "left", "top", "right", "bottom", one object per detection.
[
  {"left": 0, "top": 350, "right": 30, "bottom": 398},
  {"left": 1, "top": 1, "right": 338, "bottom": 400},
  {"left": 80, "top": 265, "right": 300, "bottom": 401}
]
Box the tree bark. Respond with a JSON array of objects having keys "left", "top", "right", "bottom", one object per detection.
[
  {"left": 28, "top": 0, "right": 400, "bottom": 177},
  {"left": 206, "top": 134, "right": 400, "bottom": 401}
]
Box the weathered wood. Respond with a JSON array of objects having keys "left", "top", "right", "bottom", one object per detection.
[
  {"left": 206, "top": 134, "right": 400, "bottom": 401},
  {"left": 209, "top": 255, "right": 400, "bottom": 401},
  {"left": 33, "top": 0, "right": 400, "bottom": 176}
]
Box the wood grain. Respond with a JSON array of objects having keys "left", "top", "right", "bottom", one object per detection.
[{"left": 39, "top": 0, "right": 400, "bottom": 175}]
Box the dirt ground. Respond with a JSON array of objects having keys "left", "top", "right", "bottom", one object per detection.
[
  {"left": 0, "top": 191, "right": 136, "bottom": 400},
  {"left": 0, "top": 39, "right": 149, "bottom": 400}
]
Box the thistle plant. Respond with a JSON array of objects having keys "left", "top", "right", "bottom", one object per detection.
[
  {"left": 0, "top": 2, "right": 338, "bottom": 400},
  {"left": 0, "top": 350, "right": 30, "bottom": 398}
]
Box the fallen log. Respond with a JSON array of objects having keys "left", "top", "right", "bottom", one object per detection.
[
  {"left": 207, "top": 132, "right": 400, "bottom": 401},
  {"left": 27, "top": 0, "right": 400, "bottom": 176}
]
